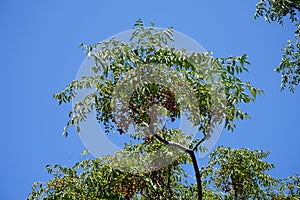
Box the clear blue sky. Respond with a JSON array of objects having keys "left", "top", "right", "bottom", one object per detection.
[{"left": 1, "top": 1, "right": 299, "bottom": 199}]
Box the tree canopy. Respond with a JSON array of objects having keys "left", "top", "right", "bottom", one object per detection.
[{"left": 47, "top": 19, "right": 265, "bottom": 200}]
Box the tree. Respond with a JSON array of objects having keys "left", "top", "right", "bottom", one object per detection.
[
  {"left": 30, "top": 19, "right": 263, "bottom": 200},
  {"left": 255, "top": 0, "right": 300, "bottom": 92}
]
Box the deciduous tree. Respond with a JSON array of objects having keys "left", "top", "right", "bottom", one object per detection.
[{"left": 29, "top": 20, "right": 263, "bottom": 199}]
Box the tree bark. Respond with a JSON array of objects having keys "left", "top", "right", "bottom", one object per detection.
[{"left": 188, "top": 150, "right": 202, "bottom": 200}]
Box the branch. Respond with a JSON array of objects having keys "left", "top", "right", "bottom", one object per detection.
[
  {"left": 153, "top": 130, "right": 205, "bottom": 200},
  {"left": 193, "top": 136, "right": 206, "bottom": 152},
  {"left": 189, "top": 150, "right": 203, "bottom": 200},
  {"left": 153, "top": 134, "right": 190, "bottom": 152}
]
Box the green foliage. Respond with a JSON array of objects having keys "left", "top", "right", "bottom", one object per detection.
[
  {"left": 28, "top": 146, "right": 300, "bottom": 199},
  {"left": 275, "top": 31, "right": 300, "bottom": 92},
  {"left": 27, "top": 143, "right": 194, "bottom": 200},
  {"left": 255, "top": 0, "right": 299, "bottom": 24},
  {"left": 274, "top": 174, "right": 300, "bottom": 199},
  {"left": 53, "top": 20, "right": 262, "bottom": 141},
  {"left": 255, "top": 0, "right": 300, "bottom": 92},
  {"left": 203, "top": 146, "right": 278, "bottom": 199},
  {"left": 103, "top": 128, "right": 194, "bottom": 173}
]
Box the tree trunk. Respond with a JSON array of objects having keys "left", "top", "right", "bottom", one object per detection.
[{"left": 188, "top": 150, "right": 202, "bottom": 200}]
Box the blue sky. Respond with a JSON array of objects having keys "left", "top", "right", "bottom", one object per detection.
[{"left": 1, "top": 1, "right": 299, "bottom": 199}]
